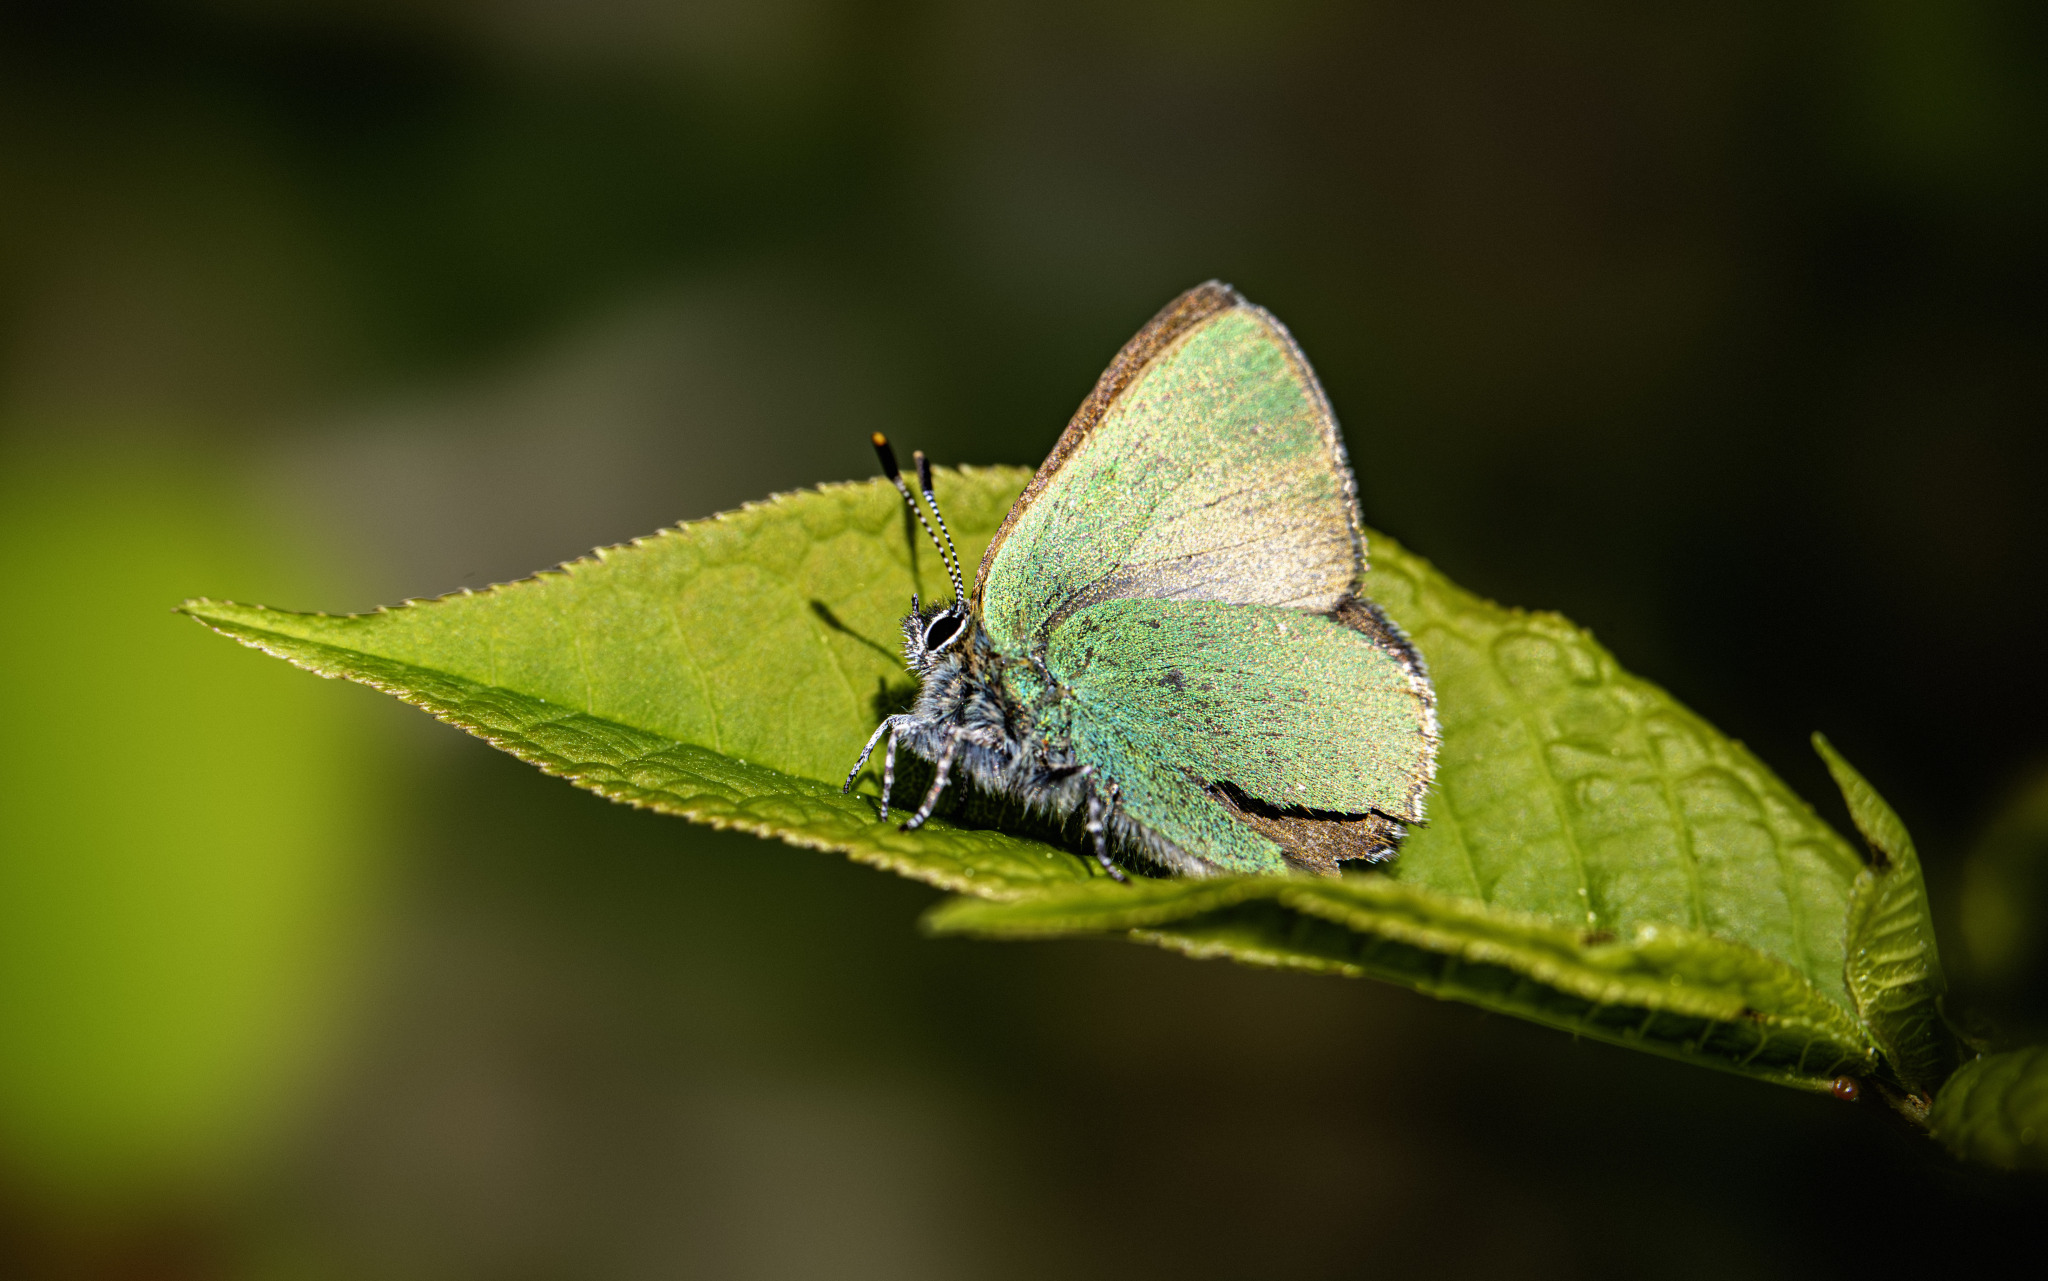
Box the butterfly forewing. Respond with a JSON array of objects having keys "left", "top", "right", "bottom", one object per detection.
[{"left": 977, "top": 289, "right": 1363, "bottom": 650}]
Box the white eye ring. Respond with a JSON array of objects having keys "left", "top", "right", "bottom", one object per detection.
[{"left": 924, "top": 613, "right": 965, "bottom": 654}]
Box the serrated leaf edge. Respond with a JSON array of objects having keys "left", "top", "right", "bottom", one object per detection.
[{"left": 178, "top": 607, "right": 1087, "bottom": 902}]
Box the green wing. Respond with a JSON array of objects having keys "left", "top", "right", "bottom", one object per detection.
[
  {"left": 975, "top": 282, "right": 1363, "bottom": 652},
  {"left": 1047, "top": 598, "right": 1437, "bottom": 875}
]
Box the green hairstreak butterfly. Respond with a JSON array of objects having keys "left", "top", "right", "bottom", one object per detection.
[{"left": 843, "top": 281, "right": 1439, "bottom": 880}]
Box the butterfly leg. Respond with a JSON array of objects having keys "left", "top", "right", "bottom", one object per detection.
[
  {"left": 900, "top": 733, "right": 957, "bottom": 832},
  {"left": 878, "top": 730, "right": 901, "bottom": 820},
  {"left": 844, "top": 716, "right": 905, "bottom": 818},
  {"left": 1084, "top": 787, "right": 1129, "bottom": 883}
]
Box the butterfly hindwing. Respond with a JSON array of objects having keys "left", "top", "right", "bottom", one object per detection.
[
  {"left": 975, "top": 283, "right": 1363, "bottom": 650},
  {"left": 1046, "top": 598, "right": 1435, "bottom": 875}
]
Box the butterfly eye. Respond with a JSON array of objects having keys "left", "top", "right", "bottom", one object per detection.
[{"left": 923, "top": 614, "right": 963, "bottom": 652}]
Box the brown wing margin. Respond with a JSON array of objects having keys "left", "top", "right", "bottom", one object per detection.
[{"left": 971, "top": 281, "right": 1244, "bottom": 603}]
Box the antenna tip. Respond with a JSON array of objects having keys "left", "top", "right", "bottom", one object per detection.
[
  {"left": 870, "top": 433, "right": 901, "bottom": 479},
  {"left": 913, "top": 450, "right": 934, "bottom": 489}
]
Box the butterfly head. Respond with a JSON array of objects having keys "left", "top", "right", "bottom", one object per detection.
[{"left": 901, "top": 593, "right": 973, "bottom": 672}]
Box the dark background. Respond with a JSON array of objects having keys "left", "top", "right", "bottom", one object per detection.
[{"left": 0, "top": 1, "right": 2042, "bottom": 1276}]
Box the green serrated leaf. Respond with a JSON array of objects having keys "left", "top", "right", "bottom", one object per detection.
[
  {"left": 926, "top": 876, "right": 1875, "bottom": 1089},
  {"left": 1928, "top": 1047, "right": 2048, "bottom": 1170},
  {"left": 182, "top": 466, "right": 1880, "bottom": 1090},
  {"left": 1814, "top": 734, "right": 1957, "bottom": 1098}
]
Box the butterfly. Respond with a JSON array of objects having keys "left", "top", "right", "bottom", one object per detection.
[{"left": 843, "top": 281, "right": 1439, "bottom": 880}]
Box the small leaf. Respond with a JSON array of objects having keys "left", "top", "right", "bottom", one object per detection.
[
  {"left": 183, "top": 467, "right": 1883, "bottom": 1091},
  {"left": 926, "top": 876, "right": 1876, "bottom": 1090},
  {"left": 1928, "top": 1047, "right": 2048, "bottom": 1170},
  {"left": 1814, "top": 734, "right": 1958, "bottom": 1098}
]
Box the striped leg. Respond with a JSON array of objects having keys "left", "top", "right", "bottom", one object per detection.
[
  {"left": 1085, "top": 788, "right": 1128, "bottom": 883},
  {"left": 843, "top": 717, "right": 898, "bottom": 792},
  {"left": 900, "top": 734, "right": 957, "bottom": 832},
  {"left": 879, "top": 729, "right": 900, "bottom": 820},
  {"left": 844, "top": 716, "right": 906, "bottom": 819}
]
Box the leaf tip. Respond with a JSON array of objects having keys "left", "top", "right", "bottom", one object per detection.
[
  {"left": 1811, "top": 732, "right": 1915, "bottom": 870},
  {"left": 1809, "top": 730, "right": 1846, "bottom": 777}
]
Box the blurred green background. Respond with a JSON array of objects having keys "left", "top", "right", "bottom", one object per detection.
[{"left": 1, "top": 0, "right": 2043, "bottom": 1275}]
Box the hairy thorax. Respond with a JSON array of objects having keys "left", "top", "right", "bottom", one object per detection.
[
  {"left": 900, "top": 628, "right": 1090, "bottom": 821},
  {"left": 892, "top": 622, "right": 1228, "bottom": 875}
]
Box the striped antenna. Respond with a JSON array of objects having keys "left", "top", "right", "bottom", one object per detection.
[
  {"left": 871, "top": 434, "right": 964, "bottom": 602},
  {"left": 912, "top": 449, "right": 966, "bottom": 602}
]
